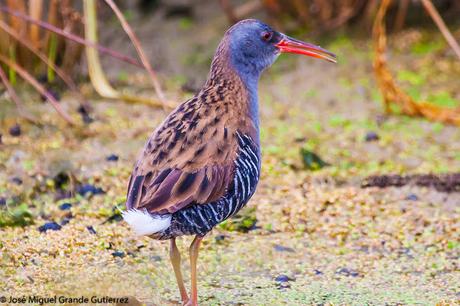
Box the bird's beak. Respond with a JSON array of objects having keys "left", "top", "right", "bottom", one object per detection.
[{"left": 275, "top": 35, "right": 337, "bottom": 63}]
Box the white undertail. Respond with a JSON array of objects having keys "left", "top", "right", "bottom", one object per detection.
[{"left": 122, "top": 209, "right": 171, "bottom": 236}]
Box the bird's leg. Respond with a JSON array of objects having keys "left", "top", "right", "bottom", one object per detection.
[
  {"left": 186, "top": 235, "right": 204, "bottom": 306},
  {"left": 169, "top": 238, "right": 188, "bottom": 303}
]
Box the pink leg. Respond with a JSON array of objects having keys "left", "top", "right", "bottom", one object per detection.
[
  {"left": 185, "top": 235, "right": 203, "bottom": 306},
  {"left": 169, "top": 238, "right": 189, "bottom": 303}
]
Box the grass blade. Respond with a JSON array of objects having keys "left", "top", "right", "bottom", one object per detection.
[
  {"left": 0, "top": 63, "right": 23, "bottom": 108},
  {"left": 0, "top": 64, "right": 37, "bottom": 122},
  {"left": 28, "top": 0, "right": 43, "bottom": 49},
  {"left": 373, "top": 0, "right": 460, "bottom": 126},
  {"left": 83, "top": 0, "right": 119, "bottom": 99},
  {"left": 43, "top": 0, "right": 58, "bottom": 51},
  {"left": 0, "top": 5, "right": 143, "bottom": 68},
  {"left": 421, "top": 0, "right": 460, "bottom": 61},
  {"left": 5, "top": 0, "right": 26, "bottom": 40},
  {"left": 83, "top": 0, "right": 173, "bottom": 108},
  {"left": 103, "top": 0, "right": 166, "bottom": 103},
  {"left": 8, "top": 45, "right": 16, "bottom": 84},
  {"left": 0, "top": 19, "right": 88, "bottom": 106},
  {"left": 6, "top": 0, "right": 33, "bottom": 68},
  {"left": 0, "top": 8, "right": 10, "bottom": 55},
  {"left": 47, "top": 33, "right": 57, "bottom": 82},
  {"left": 0, "top": 53, "right": 74, "bottom": 125}
]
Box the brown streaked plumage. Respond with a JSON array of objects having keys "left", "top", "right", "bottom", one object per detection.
[
  {"left": 122, "top": 19, "right": 336, "bottom": 306},
  {"left": 126, "top": 47, "right": 257, "bottom": 214}
]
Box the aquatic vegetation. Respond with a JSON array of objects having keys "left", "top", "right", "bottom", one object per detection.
[{"left": 0, "top": 13, "right": 458, "bottom": 305}]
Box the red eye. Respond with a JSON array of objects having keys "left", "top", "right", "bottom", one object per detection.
[{"left": 261, "top": 31, "right": 272, "bottom": 41}]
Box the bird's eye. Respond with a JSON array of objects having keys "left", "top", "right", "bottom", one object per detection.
[{"left": 261, "top": 31, "right": 273, "bottom": 42}]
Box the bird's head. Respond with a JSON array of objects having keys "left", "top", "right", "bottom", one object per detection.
[{"left": 224, "top": 19, "right": 336, "bottom": 78}]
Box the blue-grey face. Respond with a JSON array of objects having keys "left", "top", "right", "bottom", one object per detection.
[
  {"left": 224, "top": 19, "right": 337, "bottom": 81},
  {"left": 227, "top": 19, "right": 284, "bottom": 76}
]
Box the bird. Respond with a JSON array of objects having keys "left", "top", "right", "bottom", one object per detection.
[{"left": 122, "top": 19, "right": 336, "bottom": 306}]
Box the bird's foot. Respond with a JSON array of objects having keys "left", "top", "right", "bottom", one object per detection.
[
  {"left": 182, "top": 298, "right": 197, "bottom": 306},
  {"left": 180, "top": 294, "right": 189, "bottom": 305}
]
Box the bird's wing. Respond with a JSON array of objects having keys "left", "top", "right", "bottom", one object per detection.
[
  {"left": 126, "top": 164, "right": 234, "bottom": 214},
  {"left": 126, "top": 95, "right": 239, "bottom": 214}
]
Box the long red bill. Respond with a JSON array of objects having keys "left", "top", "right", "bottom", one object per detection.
[{"left": 275, "top": 35, "right": 337, "bottom": 63}]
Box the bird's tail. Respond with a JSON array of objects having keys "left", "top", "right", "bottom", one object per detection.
[{"left": 122, "top": 209, "right": 171, "bottom": 236}]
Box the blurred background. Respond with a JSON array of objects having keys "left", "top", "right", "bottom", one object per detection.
[{"left": 0, "top": 1, "right": 459, "bottom": 305}]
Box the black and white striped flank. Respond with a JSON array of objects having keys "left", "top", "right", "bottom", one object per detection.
[{"left": 158, "top": 132, "right": 260, "bottom": 239}]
